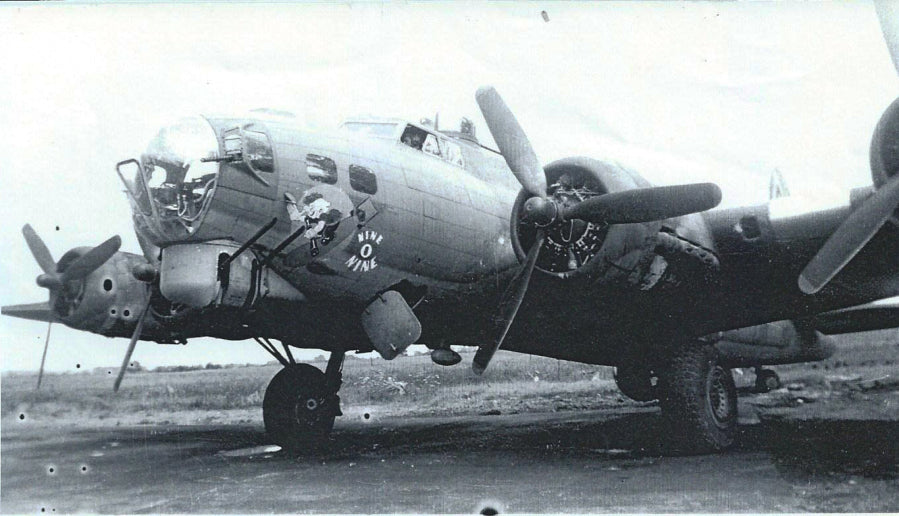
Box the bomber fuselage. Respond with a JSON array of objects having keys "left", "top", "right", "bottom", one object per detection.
[{"left": 117, "top": 114, "right": 899, "bottom": 363}]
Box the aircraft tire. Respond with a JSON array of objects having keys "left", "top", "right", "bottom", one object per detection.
[
  {"left": 613, "top": 364, "right": 658, "bottom": 401},
  {"left": 263, "top": 364, "right": 337, "bottom": 452},
  {"left": 659, "top": 344, "right": 737, "bottom": 454}
]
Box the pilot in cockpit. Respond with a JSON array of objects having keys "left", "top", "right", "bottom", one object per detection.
[{"left": 401, "top": 127, "right": 424, "bottom": 150}]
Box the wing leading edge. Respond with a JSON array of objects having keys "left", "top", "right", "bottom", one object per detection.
[{"left": 813, "top": 299, "right": 899, "bottom": 335}]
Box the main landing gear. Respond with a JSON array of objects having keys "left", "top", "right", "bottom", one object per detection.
[
  {"left": 613, "top": 344, "right": 738, "bottom": 453},
  {"left": 657, "top": 344, "right": 738, "bottom": 454},
  {"left": 255, "top": 337, "right": 345, "bottom": 451}
]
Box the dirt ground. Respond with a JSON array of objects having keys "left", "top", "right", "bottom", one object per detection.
[
  {"left": 2, "top": 380, "right": 898, "bottom": 513},
  {"left": 2, "top": 337, "right": 897, "bottom": 513}
]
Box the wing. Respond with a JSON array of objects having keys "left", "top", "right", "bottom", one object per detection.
[
  {"left": 704, "top": 195, "right": 899, "bottom": 316},
  {"left": 814, "top": 300, "right": 899, "bottom": 335},
  {"left": 1, "top": 302, "right": 57, "bottom": 323}
]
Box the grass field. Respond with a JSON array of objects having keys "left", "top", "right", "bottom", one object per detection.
[
  {"left": 2, "top": 350, "right": 624, "bottom": 427},
  {"left": 2, "top": 331, "right": 897, "bottom": 428}
]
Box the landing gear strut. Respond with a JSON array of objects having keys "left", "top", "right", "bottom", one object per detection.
[
  {"left": 658, "top": 344, "right": 737, "bottom": 454},
  {"left": 262, "top": 347, "right": 345, "bottom": 451}
]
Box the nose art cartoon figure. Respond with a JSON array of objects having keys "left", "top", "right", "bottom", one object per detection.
[{"left": 285, "top": 191, "right": 342, "bottom": 257}]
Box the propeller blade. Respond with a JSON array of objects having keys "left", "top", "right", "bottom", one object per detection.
[
  {"left": 799, "top": 173, "right": 899, "bottom": 294},
  {"left": 2, "top": 302, "right": 57, "bottom": 323},
  {"left": 60, "top": 235, "right": 122, "bottom": 283},
  {"left": 475, "top": 86, "right": 547, "bottom": 198},
  {"left": 876, "top": 1, "right": 899, "bottom": 76},
  {"left": 563, "top": 183, "right": 722, "bottom": 224},
  {"left": 473, "top": 232, "right": 545, "bottom": 374},
  {"left": 36, "top": 322, "right": 52, "bottom": 390},
  {"left": 22, "top": 224, "right": 56, "bottom": 274},
  {"left": 113, "top": 299, "right": 151, "bottom": 392}
]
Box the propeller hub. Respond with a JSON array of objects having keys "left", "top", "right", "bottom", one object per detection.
[
  {"left": 132, "top": 263, "right": 158, "bottom": 283},
  {"left": 36, "top": 274, "right": 61, "bottom": 290},
  {"left": 522, "top": 197, "right": 559, "bottom": 227}
]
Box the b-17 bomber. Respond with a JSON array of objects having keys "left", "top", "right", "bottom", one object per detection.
[{"left": 7, "top": 10, "right": 899, "bottom": 454}]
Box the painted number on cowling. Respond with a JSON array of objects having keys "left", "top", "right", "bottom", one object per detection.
[{"left": 346, "top": 230, "right": 383, "bottom": 272}]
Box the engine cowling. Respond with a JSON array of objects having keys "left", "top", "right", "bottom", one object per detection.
[
  {"left": 870, "top": 96, "right": 899, "bottom": 223},
  {"left": 49, "top": 249, "right": 151, "bottom": 337},
  {"left": 510, "top": 157, "right": 664, "bottom": 284}
]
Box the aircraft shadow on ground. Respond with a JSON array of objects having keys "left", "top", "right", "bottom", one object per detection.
[
  {"left": 95, "top": 411, "right": 897, "bottom": 478},
  {"left": 759, "top": 418, "right": 899, "bottom": 479}
]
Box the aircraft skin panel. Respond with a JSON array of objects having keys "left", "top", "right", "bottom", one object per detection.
[
  {"left": 273, "top": 123, "right": 515, "bottom": 302},
  {"left": 277, "top": 122, "right": 517, "bottom": 341},
  {"left": 205, "top": 186, "right": 278, "bottom": 240}
]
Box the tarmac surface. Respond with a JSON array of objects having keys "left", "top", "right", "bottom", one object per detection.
[{"left": 3, "top": 396, "right": 898, "bottom": 514}]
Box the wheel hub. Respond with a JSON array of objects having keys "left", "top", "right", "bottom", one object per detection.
[
  {"left": 707, "top": 367, "right": 734, "bottom": 426},
  {"left": 294, "top": 395, "right": 323, "bottom": 427}
]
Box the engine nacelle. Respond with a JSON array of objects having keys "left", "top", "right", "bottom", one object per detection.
[
  {"left": 713, "top": 319, "right": 836, "bottom": 367},
  {"left": 51, "top": 249, "right": 151, "bottom": 337},
  {"left": 870, "top": 96, "right": 899, "bottom": 222},
  {"left": 510, "top": 157, "right": 665, "bottom": 288}
]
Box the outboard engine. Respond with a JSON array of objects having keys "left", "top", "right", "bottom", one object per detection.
[{"left": 869, "top": 96, "right": 899, "bottom": 224}]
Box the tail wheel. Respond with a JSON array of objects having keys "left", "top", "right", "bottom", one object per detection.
[
  {"left": 263, "top": 364, "right": 338, "bottom": 452},
  {"left": 754, "top": 368, "right": 781, "bottom": 393},
  {"left": 613, "top": 364, "right": 658, "bottom": 402},
  {"left": 659, "top": 344, "right": 737, "bottom": 454}
]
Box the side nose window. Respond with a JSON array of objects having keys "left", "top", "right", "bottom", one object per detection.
[
  {"left": 306, "top": 154, "right": 337, "bottom": 184},
  {"left": 349, "top": 164, "right": 377, "bottom": 195},
  {"left": 244, "top": 130, "right": 274, "bottom": 172}
]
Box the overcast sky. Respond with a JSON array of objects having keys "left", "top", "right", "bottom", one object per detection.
[{"left": 1, "top": 2, "right": 896, "bottom": 373}]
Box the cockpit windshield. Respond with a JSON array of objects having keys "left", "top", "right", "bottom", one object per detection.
[
  {"left": 131, "top": 116, "right": 220, "bottom": 235},
  {"left": 341, "top": 121, "right": 399, "bottom": 139}
]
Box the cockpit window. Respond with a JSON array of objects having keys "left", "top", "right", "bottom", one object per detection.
[
  {"left": 400, "top": 125, "right": 428, "bottom": 151},
  {"left": 398, "top": 124, "right": 466, "bottom": 169},
  {"left": 343, "top": 122, "right": 398, "bottom": 138},
  {"left": 422, "top": 134, "right": 440, "bottom": 156},
  {"left": 441, "top": 138, "right": 465, "bottom": 168}
]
